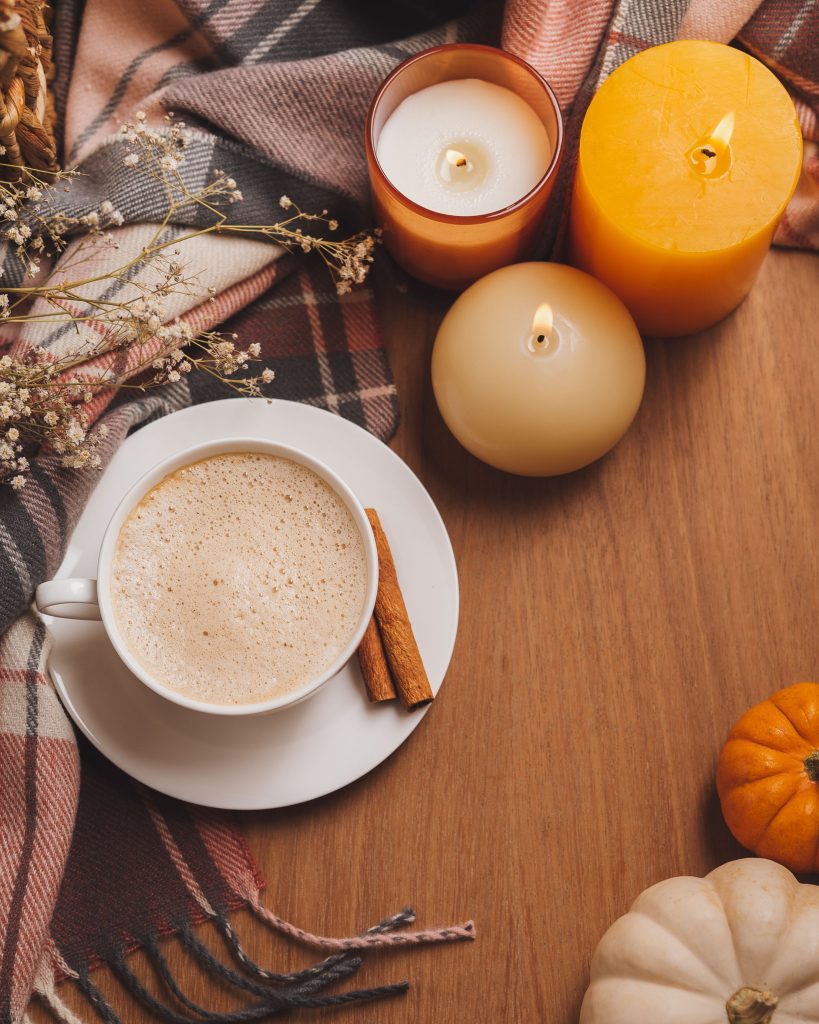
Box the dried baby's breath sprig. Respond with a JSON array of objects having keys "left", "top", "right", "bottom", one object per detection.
[
  {"left": 0, "top": 113, "right": 376, "bottom": 487},
  {"left": 0, "top": 350, "right": 108, "bottom": 483},
  {"left": 0, "top": 159, "right": 124, "bottom": 277},
  {"left": 265, "top": 195, "right": 379, "bottom": 296},
  {"left": 114, "top": 114, "right": 378, "bottom": 296}
]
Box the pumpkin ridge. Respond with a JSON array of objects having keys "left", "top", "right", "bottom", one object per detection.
[
  {"left": 722, "top": 760, "right": 805, "bottom": 787},
  {"left": 769, "top": 695, "right": 819, "bottom": 749},
  {"left": 757, "top": 791, "right": 817, "bottom": 852},
  {"left": 625, "top": 907, "right": 740, "bottom": 994},
  {"left": 706, "top": 862, "right": 805, "bottom": 1000},
  {"left": 589, "top": 969, "right": 726, "bottom": 998},
  {"left": 721, "top": 738, "right": 806, "bottom": 769},
  {"left": 729, "top": 721, "right": 812, "bottom": 758},
  {"left": 707, "top": 878, "right": 746, "bottom": 998},
  {"left": 582, "top": 976, "right": 730, "bottom": 1023},
  {"left": 727, "top": 770, "right": 814, "bottom": 794},
  {"left": 722, "top": 774, "right": 807, "bottom": 849}
]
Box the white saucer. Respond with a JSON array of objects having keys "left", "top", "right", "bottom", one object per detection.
[{"left": 45, "top": 399, "right": 458, "bottom": 809}]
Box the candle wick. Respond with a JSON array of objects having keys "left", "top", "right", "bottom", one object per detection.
[
  {"left": 445, "top": 148, "right": 469, "bottom": 169},
  {"left": 536, "top": 334, "right": 545, "bottom": 343},
  {"left": 700, "top": 147, "right": 716, "bottom": 158}
]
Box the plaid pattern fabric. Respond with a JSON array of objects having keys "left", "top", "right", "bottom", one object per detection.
[
  {"left": 736, "top": 2, "right": 819, "bottom": 248},
  {"left": 0, "top": 615, "right": 77, "bottom": 1024},
  {"left": 47, "top": 740, "right": 266, "bottom": 980},
  {"left": 0, "top": 1, "right": 490, "bottom": 1020},
  {"left": 502, "top": 0, "right": 819, "bottom": 254}
]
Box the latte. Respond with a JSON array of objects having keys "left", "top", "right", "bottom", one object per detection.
[{"left": 110, "top": 452, "right": 368, "bottom": 705}]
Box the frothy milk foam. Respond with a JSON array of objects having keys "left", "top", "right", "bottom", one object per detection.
[{"left": 110, "top": 453, "right": 368, "bottom": 705}]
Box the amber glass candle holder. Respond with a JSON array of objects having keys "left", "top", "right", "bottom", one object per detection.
[{"left": 365, "top": 44, "right": 564, "bottom": 291}]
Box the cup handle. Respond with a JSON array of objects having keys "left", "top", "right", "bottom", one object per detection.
[{"left": 35, "top": 579, "right": 101, "bottom": 620}]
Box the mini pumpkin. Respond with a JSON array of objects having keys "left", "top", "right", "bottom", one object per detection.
[
  {"left": 580, "top": 858, "right": 819, "bottom": 1024},
  {"left": 717, "top": 682, "right": 819, "bottom": 872}
]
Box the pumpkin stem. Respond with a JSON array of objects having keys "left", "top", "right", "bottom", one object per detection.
[
  {"left": 804, "top": 751, "right": 819, "bottom": 782},
  {"left": 726, "top": 987, "right": 778, "bottom": 1024}
]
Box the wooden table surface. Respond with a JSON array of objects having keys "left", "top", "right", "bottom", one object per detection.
[{"left": 41, "top": 249, "right": 819, "bottom": 1023}]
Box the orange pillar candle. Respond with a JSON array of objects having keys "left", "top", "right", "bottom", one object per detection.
[
  {"left": 366, "top": 44, "right": 563, "bottom": 291},
  {"left": 568, "top": 41, "right": 802, "bottom": 337}
]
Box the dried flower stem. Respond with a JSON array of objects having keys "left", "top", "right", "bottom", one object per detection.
[{"left": 0, "top": 114, "right": 377, "bottom": 487}]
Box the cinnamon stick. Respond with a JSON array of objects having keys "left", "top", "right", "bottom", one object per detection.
[
  {"left": 357, "top": 613, "right": 397, "bottom": 702},
  {"left": 366, "top": 508, "right": 433, "bottom": 711}
]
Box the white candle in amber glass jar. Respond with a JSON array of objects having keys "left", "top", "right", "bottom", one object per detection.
[{"left": 375, "top": 78, "right": 553, "bottom": 216}]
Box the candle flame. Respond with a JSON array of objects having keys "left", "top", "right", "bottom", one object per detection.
[
  {"left": 690, "top": 111, "right": 735, "bottom": 178},
  {"left": 532, "top": 302, "right": 553, "bottom": 343},
  {"left": 709, "top": 111, "right": 735, "bottom": 150},
  {"left": 445, "top": 148, "right": 468, "bottom": 169}
]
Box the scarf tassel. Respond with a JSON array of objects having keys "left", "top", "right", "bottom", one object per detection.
[{"left": 32, "top": 906, "right": 461, "bottom": 1022}]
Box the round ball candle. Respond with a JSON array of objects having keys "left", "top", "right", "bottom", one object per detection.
[
  {"left": 366, "top": 44, "right": 563, "bottom": 290},
  {"left": 569, "top": 41, "right": 802, "bottom": 337},
  {"left": 431, "top": 263, "right": 645, "bottom": 476}
]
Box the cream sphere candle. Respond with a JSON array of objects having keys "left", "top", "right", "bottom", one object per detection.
[
  {"left": 431, "top": 263, "right": 645, "bottom": 476},
  {"left": 375, "top": 79, "right": 553, "bottom": 216}
]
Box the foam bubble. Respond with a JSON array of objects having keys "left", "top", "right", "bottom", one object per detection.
[{"left": 110, "top": 453, "right": 367, "bottom": 705}]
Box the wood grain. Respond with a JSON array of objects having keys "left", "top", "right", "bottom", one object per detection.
[{"left": 33, "top": 249, "right": 819, "bottom": 1023}]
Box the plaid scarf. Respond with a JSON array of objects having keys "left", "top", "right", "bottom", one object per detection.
[
  {"left": 502, "top": 0, "right": 819, "bottom": 255},
  {"left": 0, "top": 1, "right": 493, "bottom": 1021},
  {"left": 3, "top": 0, "right": 817, "bottom": 1020}
]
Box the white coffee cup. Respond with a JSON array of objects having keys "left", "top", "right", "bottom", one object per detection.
[{"left": 35, "top": 437, "right": 378, "bottom": 716}]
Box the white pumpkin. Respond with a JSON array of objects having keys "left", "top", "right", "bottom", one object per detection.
[{"left": 580, "top": 859, "right": 819, "bottom": 1024}]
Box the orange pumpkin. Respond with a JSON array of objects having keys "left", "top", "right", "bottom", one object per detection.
[{"left": 717, "top": 682, "right": 819, "bottom": 873}]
